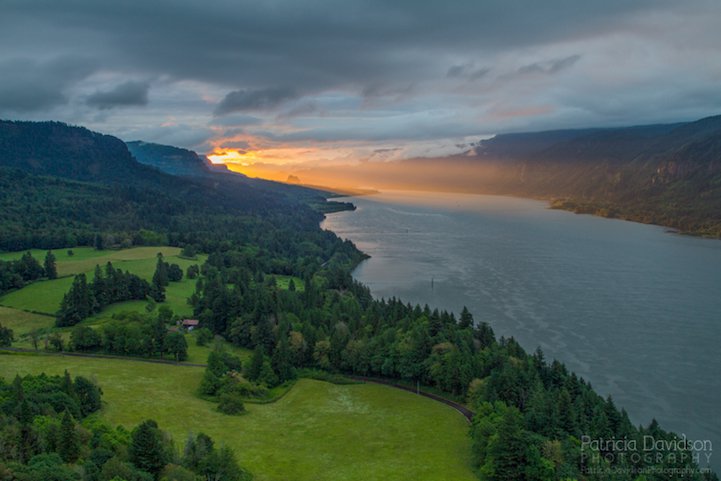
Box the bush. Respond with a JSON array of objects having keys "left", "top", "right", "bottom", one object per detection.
[
  {"left": 217, "top": 392, "right": 246, "bottom": 415},
  {"left": 0, "top": 323, "right": 13, "bottom": 347},
  {"left": 195, "top": 328, "right": 213, "bottom": 347}
]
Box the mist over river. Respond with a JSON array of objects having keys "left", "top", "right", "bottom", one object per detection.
[{"left": 321, "top": 190, "right": 721, "bottom": 470}]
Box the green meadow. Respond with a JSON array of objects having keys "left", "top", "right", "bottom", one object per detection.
[
  {"left": 0, "top": 353, "right": 476, "bottom": 481},
  {"left": 0, "top": 246, "right": 203, "bottom": 317},
  {"left": 274, "top": 274, "right": 305, "bottom": 292},
  {"left": 0, "top": 306, "right": 54, "bottom": 339}
]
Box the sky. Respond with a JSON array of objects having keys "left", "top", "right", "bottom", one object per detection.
[{"left": 1, "top": 0, "right": 721, "bottom": 179}]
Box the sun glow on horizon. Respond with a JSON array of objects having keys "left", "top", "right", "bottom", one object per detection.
[{"left": 206, "top": 149, "right": 259, "bottom": 166}]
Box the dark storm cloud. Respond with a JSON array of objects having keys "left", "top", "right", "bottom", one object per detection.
[
  {"left": 86, "top": 81, "right": 149, "bottom": 110},
  {"left": 0, "top": 0, "right": 685, "bottom": 95},
  {"left": 1, "top": 0, "right": 720, "bottom": 147},
  {"left": 0, "top": 56, "right": 95, "bottom": 112},
  {"left": 215, "top": 87, "right": 297, "bottom": 116}
]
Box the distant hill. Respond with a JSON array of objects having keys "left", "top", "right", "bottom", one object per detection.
[
  {"left": 468, "top": 116, "right": 721, "bottom": 236},
  {"left": 126, "top": 140, "right": 228, "bottom": 178},
  {"left": 125, "top": 139, "right": 352, "bottom": 212},
  {"left": 0, "top": 120, "right": 346, "bottom": 250},
  {"left": 0, "top": 120, "right": 162, "bottom": 184},
  {"left": 387, "top": 115, "right": 721, "bottom": 237}
]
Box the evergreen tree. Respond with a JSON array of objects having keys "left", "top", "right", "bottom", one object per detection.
[
  {"left": 57, "top": 273, "right": 94, "bottom": 327},
  {"left": 201, "top": 446, "right": 249, "bottom": 481},
  {"left": 58, "top": 411, "right": 80, "bottom": 463},
  {"left": 43, "top": 250, "right": 57, "bottom": 279},
  {"left": 481, "top": 407, "right": 530, "bottom": 481},
  {"left": 271, "top": 336, "right": 295, "bottom": 383},
  {"left": 246, "top": 345, "right": 264, "bottom": 381},
  {"left": 129, "top": 419, "right": 168, "bottom": 479},
  {"left": 94, "top": 233, "right": 104, "bottom": 250},
  {"left": 459, "top": 306, "right": 473, "bottom": 329},
  {"left": 152, "top": 253, "right": 169, "bottom": 288},
  {"left": 74, "top": 376, "right": 102, "bottom": 416},
  {"left": 0, "top": 322, "right": 13, "bottom": 347},
  {"left": 92, "top": 265, "right": 108, "bottom": 308}
]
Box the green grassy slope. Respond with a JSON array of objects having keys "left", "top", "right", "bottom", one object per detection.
[
  {"left": 0, "top": 247, "right": 203, "bottom": 316},
  {"left": 0, "top": 353, "right": 476, "bottom": 481}
]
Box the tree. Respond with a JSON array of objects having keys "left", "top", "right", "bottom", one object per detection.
[
  {"left": 182, "top": 433, "right": 214, "bottom": 471},
  {"left": 459, "top": 306, "right": 473, "bottom": 329},
  {"left": 43, "top": 250, "right": 57, "bottom": 279},
  {"left": 200, "top": 446, "right": 250, "bottom": 481},
  {"left": 245, "top": 345, "right": 264, "bottom": 382},
  {"left": 217, "top": 392, "right": 246, "bottom": 415},
  {"left": 157, "top": 305, "right": 174, "bottom": 323},
  {"left": 195, "top": 327, "right": 214, "bottom": 346},
  {"left": 0, "top": 322, "right": 13, "bottom": 347},
  {"left": 57, "top": 273, "right": 94, "bottom": 327},
  {"left": 478, "top": 407, "right": 529, "bottom": 481},
  {"left": 271, "top": 336, "right": 295, "bottom": 383},
  {"left": 17, "top": 252, "right": 44, "bottom": 281},
  {"left": 70, "top": 325, "right": 101, "bottom": 351},
  {"left": 150, "top": 254, "right": 169, "bottom": 303},
  {"left": 167, "top": 263, "right": 183, "bottom": 282},
  {"left": 58, "top": 411, "right": 80, "bottom": 463},
  {"left": 129, "top": 420, "right": 168, "bottom": 479},
  {"left": 152, "top": 253, "right": 169, "bottom": 288},
  {"left": 180, "top": 244, "right": 197, "bottom": 258},
  {"left": 74, "top": 376, "right": 102, "bottom": 416},
  {"left": 258, "top": 359, "right": 279, "bottom": 387},
  {"left": 165, "top": 332, "right": 188, "bottom": 361},
  {"left": 94, "top": 233, "right": 104, "bottom": 250},
  {"left": 186, "top": 264, "right": 200, "bottom": 279}
]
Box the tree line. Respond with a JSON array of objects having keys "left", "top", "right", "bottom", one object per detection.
[
  {"left": 0, "top": 251, "right": 56, "bottom": 295},
  {"left": 56, "top": 263, "right": 150, "bottom": 327},
  {"left": 69, "top": 309, "right": 188, "bottom": 362}
]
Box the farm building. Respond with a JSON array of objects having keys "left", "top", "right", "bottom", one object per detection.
[{"left": 181, "top": 319, "right": 199, "bottom": 331}]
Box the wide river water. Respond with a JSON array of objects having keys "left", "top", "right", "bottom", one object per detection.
[{"left": 321, "top": 190, "right": 720, "bottom": 470}]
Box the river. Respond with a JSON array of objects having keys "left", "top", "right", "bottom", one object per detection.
[{"left": 321, "top": 190, "right": 721, "bottom": 470}]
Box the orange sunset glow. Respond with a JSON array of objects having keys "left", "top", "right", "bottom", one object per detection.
[{"left": 207, "top": 149, "right": 258, "bottom": 166}]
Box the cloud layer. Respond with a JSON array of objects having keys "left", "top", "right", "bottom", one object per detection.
[{"left": 1, "top": 0, "right": 720, "bottom": 164}]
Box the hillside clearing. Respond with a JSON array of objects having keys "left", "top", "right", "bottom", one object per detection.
[{"left": 0, "top": 353, "right": 476, "bottom": 481}]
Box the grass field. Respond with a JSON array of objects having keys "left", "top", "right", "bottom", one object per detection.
[
  {"left": 0, "top": 306, "right": 54, "bottom": 338},
  {"left": 184, "top": 333, "right": 252, "bottom": 364},
  {"left": 0, "top": 246, "right": 204, "bottom": 317},
  {"left": 274, "top": 275, "right": 305, "bottom": 292},
  {"left": 0, "top": 353, "right": 476, "bottom": 481}
]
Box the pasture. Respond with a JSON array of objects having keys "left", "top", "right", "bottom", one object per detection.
[{"left": 0, "top": 353, "right": 476, "bottom": 481}]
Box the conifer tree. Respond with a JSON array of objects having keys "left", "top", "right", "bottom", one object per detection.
[
  {"left": 459, "top": 306, "right": 473, "bottom": 329},
  {"left": 129, "top": 419, "right": 168, "bottom": 478},
  {"left": 57, "top": 273, "right": 94, "bottom": 327},
  {"left": 43, "top": 250, "right": 57, "bottom": 279},
  {"left": 58, "top": 410, "right": 80, "bottom": 463},
  {"left": 272, "top": 336, "right": 295, "bottom": 383},
  {"left": 246, "top": 345, "right": 264, "bottom": 381}
]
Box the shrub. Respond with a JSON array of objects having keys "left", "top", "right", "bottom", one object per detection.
[{"left": 217, "top": 392, "right": 245, "bottom": 415}]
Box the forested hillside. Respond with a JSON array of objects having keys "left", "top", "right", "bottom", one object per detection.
[
  {"left": 463, "top": 115, "right": 721, "bottom": 236},
  {"left": 0, "top": 121, "right": 354, "bottom": 255},
  {"left": 125, "top": 139, "right": 354, "bottom": 213}
]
